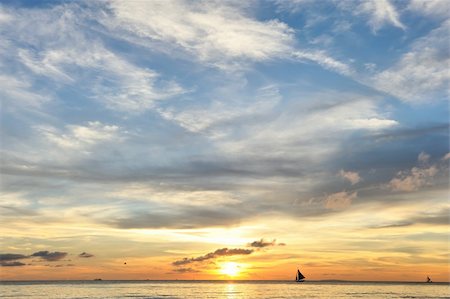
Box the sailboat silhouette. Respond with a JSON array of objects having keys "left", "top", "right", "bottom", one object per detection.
[{"left": 295, "top": 268, "right": 305, "bottom": 282}]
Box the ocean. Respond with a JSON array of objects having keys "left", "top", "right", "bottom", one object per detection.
[{"left": 1, "top": 280, "right": 449, "bottom": 299}]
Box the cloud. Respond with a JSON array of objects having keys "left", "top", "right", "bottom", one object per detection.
[
  {"left": 371, "top": 208, "right": 450, "bottom": 228},
  {"left": 207, "top": 93, "right": 398, "bottom": 169},
  {"left": 1, "top": 3, "right": 185, "bottom": 113},
  {"left": 1, "top": 261, "right": 26, "bottom": 267},
  {"left": 0, "top": 253, "right": 28, "bottom": 262},
  {"left": 324, "top": 191, "right": 357, "bottom": 210},
  {"left": 171, "top": 267, "right": 200, "bottom": 273},
  {"left": 293, "top": 50, "right": 353, "bottom": 75},
  {"left": 418, "top": 152, "right": 431, "bottom": 164},
  {"left": 158, "top": 84, "right": 281, "bottom": 135},
  {"left": 276, "top": 0, "right": 404, "bottom": 33},
  {"left": 354, "top": 0, "right": 405, "bottom": 32},
  {"left": 107, "top": 204, "right": 245, "bottom": 229},
  {"left": 389, "top": 166, "right": 438, "bottom": 192},
  {"left": 106, "top": 0, "right": 294, "bottom": 68},
  {"left": 0, "top": 251, "right": 70, "bottom": 265},
  {"left": 248, "top": 239, "right": 277, "bottom": 248},
  {"left": 31, "top": 251, "right": 68, "bottom": 261},
  {"left": 0, "top": 74, "right": 50, "bottom": 109},
  {"left": 272, "top": 0, "right": 313, "bottom": 13},
  {"left": 339, "top": 170, "right": 361, "bottom": 185},
  {"left": 105, "top": 0, "right": 353, "bottom": 75},
  {"left": 172, "top": 247, "right": 253, "bottom": 266},
  {"left": 248, "top": 238, "right": 286, "bottom": 248},
  {"left": 408, "top": 0, "right": 450, "bottom": 19},
  {"left": 78, "top": 252, "right": 94, "bottom": 258},
  {"left": 36, "top": 121, "right": 121, "bottom": 151},
  {"left": 389, "top": 152, "right": 439, "bottom": 192},
  {"left": 372, "top": 20, "right": 450, "bottom": 103}
]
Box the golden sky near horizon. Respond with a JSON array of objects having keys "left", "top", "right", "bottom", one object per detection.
[{"left": 2, "top": 187, "right": 449, "bottom": 281}]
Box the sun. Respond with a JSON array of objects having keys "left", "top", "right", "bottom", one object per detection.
[{"left": 219, "top": 262, "right": 241, "bottom": 277}]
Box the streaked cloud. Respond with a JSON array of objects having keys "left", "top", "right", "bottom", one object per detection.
[
  {"left": 30, "top": 251, "right": 68, "bottom": 262},
  {"left": 0, "top": 254, "right": 28, "bottom": 262},
  {"left": 248, "top": 239, "right": 285, "bottom": 248},
  {"left": 172, "top": 267, "right": 199, "bottom": 273},
  {"left": 370, "top": 208, "right": 450, "bottom": 229},
  {"left": 1, "top": 261, "right": 26, "bottom": 267},
  {"left": 78, "top": 252, "right": 94, "bottom": 258},
  {"left": 293, "top": 50, "right": 353, "bottom": 75},
  {"left": 172, "top": 248, "right": 253, "bottom": 266}
]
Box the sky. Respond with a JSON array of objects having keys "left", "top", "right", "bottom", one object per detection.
[{"left": 0, "top": 0, "right": 449, "bottom": 282}]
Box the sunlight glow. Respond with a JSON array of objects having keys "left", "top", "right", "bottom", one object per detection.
[{"left": 220, "top": 262, "right": 240, "bottom": 277}]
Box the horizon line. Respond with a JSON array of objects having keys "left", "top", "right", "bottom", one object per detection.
[{"left": 1, "top": 279, "right": 448, "bottom": 283}]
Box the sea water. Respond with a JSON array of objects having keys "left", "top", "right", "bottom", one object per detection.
[{"left": 1, "top": 280, "right": 449, "bottom": 299}]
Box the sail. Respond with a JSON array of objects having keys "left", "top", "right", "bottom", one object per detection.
[{"left": 297, "top": 269, "right": 305, "bottom": 280}]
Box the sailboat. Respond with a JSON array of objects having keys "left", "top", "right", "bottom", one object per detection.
[
  {"left": 426, "top": 276, "right": 433, "bottom": 283},
  {"left": 295, "top": 268, "right": 305, "bottom": 282}
]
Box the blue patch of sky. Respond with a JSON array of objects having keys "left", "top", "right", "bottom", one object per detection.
[
  {"left": 390, "top": 100, "right": 448, "bottom": 126},
  {"left": 0, "top": 0, "right": 63, "bottom": 9}
]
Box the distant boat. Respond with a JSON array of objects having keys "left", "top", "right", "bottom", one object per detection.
[
  {"left": 295, "top": 268, "right": 305, "bottom": 282},
  {"left": 427, "top": 276, "right": 433, "bottom": 283},
  {"left": 93, "top": 278, "right": 102, "bottom": 281}
]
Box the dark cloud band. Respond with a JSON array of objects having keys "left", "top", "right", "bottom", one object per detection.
[{"left": 173, "top": 248, "right": 253, "bottom": 266}]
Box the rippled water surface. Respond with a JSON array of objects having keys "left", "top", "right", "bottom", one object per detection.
[{"left": 1, "top": 280, "right": 449, "bottom": 298}]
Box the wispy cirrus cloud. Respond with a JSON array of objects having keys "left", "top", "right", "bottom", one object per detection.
[
  {"left": 106, "top": 0, "right": 294, "bottom": 67},
  {"left": 354, "top": 0, "right": 405, "bottom": 33},
  {"left": 158, "top": 84, "right": 281, "bottom": 135},
  {"left": 293, "top": 50, "right": 353, "bottom": 75},
  {"left": 408, "top": 0, "right": 450, "bottom": 18},
  {"left": 275, "top": 0, "right": 405, "bottom": 33},
  {"left": 372, "top": 20, "right": 450, "bottom": 103},
  {"left": 36, "top": 121, "right": 122, "bottom": 151},
  {"left": 105, "top": 0, "right": 353, "bottom": 75},
  {"left": 0, "top": 3, "right": 185, "bottom": 114}
]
